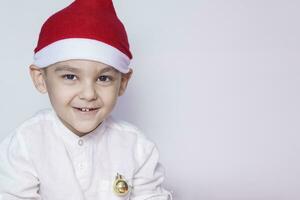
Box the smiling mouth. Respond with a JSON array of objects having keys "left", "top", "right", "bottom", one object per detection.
[{"left": 74, "top": 107, "right": 100, "bottom": 112}]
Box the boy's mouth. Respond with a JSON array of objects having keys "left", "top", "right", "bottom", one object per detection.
[{"left": 73, "top": 107, "right": 100, "bottom": 112}]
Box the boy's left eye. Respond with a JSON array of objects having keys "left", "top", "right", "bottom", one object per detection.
[
  {"left": 62, "top": 74, "right": 77, "bottom": 80},
  {"left": 98, "top": 75, "right": 112, "bottom": 82}
]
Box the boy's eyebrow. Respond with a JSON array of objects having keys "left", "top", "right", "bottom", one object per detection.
[
  {"left": 54, "top": 65, "right": 117, "bottom": 73},
  {"left": 100, "top": 67, "right": 118, "bottom": 73},
  {"left": 54, "top": 66, "right": 80, "bottom": 73}
]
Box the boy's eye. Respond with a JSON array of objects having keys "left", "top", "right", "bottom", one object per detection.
[
  {"left": 62, "top": 74, "right": 77, "bottom": 80},
  {"left": 98, "top": 75, "right": 112, "bottom": 82}
]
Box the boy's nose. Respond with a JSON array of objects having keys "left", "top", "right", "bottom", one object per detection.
[{"left": 79, "top": 83, "right": 97, "bottom": 101}]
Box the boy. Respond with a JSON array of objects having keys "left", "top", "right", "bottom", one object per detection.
[{"left": 0, "top": 0, "right": 172, "bottom": 199}]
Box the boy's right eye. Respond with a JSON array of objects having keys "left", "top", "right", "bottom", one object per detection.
[{"left": 62, "top": 74, "right": 77, "bottom": 80}]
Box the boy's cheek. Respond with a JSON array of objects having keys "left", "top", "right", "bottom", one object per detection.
[
  {"left": 49, "top": 84, "right": 76, "bottom": 94},
  {"left": 100, "top": 87, "right": 120, "bottom": 100},
  {"left": 48, "top": 89, "right": 73, "bottom": 103}
]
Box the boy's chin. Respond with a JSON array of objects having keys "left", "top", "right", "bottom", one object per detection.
[
  {"left": 70, "top": 123, "right": 101, "bottom": 136},
  {"left": 69, "top": 124, "right": 99, "bottom": 136}
]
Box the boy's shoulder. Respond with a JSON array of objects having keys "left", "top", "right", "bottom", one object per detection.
[
  {"left": 105, "top": 116, "right": 141, "bottom": 135},
  {"left": 0, "top": 108, "right": 54, "bottom": 149},
  {"left": 15, "top": 108, "right": 54, "bottom": 133},
  {"left": 104, "top": 116, "right": 155, "bottom": 148}
]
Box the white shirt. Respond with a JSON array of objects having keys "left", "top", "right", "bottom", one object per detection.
[{"left": 0, "top": 109, "right": 172, "bottom": 200}]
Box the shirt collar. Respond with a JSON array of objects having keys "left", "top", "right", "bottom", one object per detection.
[{"left": 50, "top": 109, "right": 107, "bottom": 148}]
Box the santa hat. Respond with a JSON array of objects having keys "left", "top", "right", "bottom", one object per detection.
[{"left": 33, "top": 0, "right": 132, "bottom": 73}]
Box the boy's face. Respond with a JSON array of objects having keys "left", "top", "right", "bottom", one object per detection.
[{"left": 29, "top": 59, "right": 132, "bottom": 136}]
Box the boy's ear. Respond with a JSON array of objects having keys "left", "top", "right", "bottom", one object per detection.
[
  {"left": 118, "top": 68, "right": 133, "bottom": 96},
  {"left": 29, "top": 65, "right": 48, "bottom": 94}
]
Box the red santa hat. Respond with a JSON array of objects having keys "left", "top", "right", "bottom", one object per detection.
[{"left": 33, "top": 0, "right": 132, "bottom": 73}]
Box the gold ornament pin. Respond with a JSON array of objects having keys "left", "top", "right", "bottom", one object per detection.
[{"left": 113, "top": 173, "right": 131, "bottom": 196}]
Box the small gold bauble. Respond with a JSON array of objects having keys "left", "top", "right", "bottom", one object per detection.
[{"left": 113, "top": 173, "right": 129, "bottom": 196}]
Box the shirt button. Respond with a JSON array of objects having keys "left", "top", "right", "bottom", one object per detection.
[
  {"left": 78, "top": 139, "right": 84, "bottom": 146},
  {"left": 78, "top": 163, "right": 85, "bottom": 170}
]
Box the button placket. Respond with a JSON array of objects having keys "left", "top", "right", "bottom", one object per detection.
[{"left": 74, "top": 139, "right": 89, "bottom": 177}]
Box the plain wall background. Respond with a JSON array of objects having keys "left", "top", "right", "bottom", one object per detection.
[{"left": 1, "top": 0, "right": 300, "bottom": 199}]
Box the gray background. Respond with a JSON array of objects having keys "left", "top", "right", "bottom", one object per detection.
[{"left": 1, "top": 0, "right": 300, "bottom": 199}]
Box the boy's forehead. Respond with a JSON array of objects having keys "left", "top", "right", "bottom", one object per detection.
[{"left": 46, "top": 59, "right": 118, "bottom": 73}]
